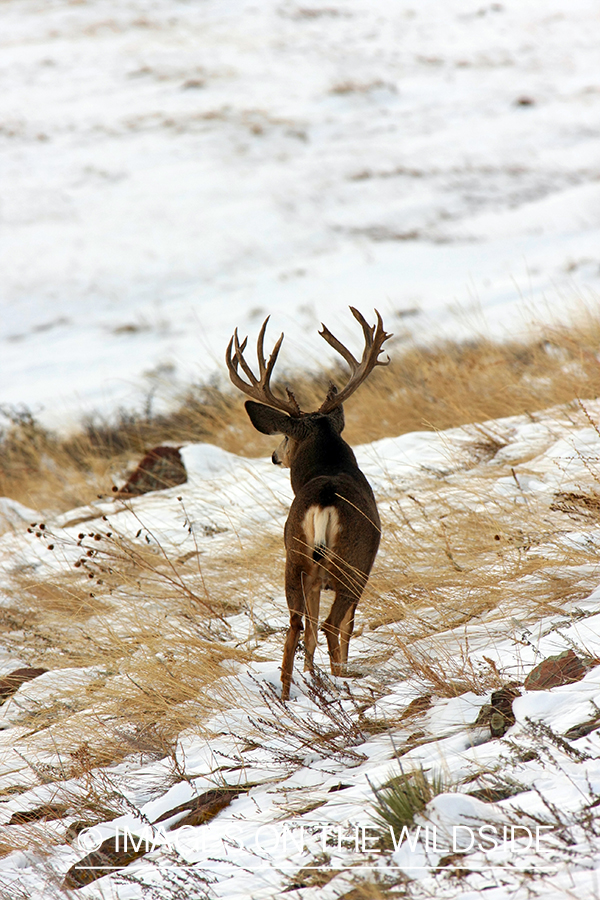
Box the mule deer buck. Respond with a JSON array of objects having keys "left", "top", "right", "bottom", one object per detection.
[{"left": 226, "top": 308, "right": 391, "bottom": 700}]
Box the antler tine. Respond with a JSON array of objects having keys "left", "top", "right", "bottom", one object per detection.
[
  {"left": 225, "top": 332, "right": 247, "bottom": 389},
  {"left": 233, "top": 329, "right": 258, "bottom": 386},
  {"left": 226, "top": 318, "right": 303, "bottom": 416},
  {"left": 319, "top": 323, "right": 359, "bottom": 370},
  {"left": 255, "top": 316, "right": 269, "bottom": 379},
  {"left": 318, "top": 307, "right": 392, "bottom": 413},
  {"left": 350, "top": 306, "right": 376, "bottom": 348},
  {"left": 262, "top": 331, "right": 285, "bottom": 388}
]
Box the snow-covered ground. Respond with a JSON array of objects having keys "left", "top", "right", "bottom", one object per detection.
[
  {"left": 2, "top": 400, "right": 600, "bottom": 897},
  {"left": 2, "top": 2, "right": 600, "bottom": 897},
  {"left": 1, "top": 0, "right": 600, "bottom": 427}
]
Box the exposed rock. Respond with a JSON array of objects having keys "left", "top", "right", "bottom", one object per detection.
[
  {"left": 63, "top": 786, "right": 249, "bottom": 889},
  {"left": 0, "top": 666, "right": 47, "bottom": 703},
  {"left": 9, "top": 803, "right": 69, "bottom": 826},
  {"left": 114, "top": 446, "right": 187, "bottom": 497},
  {"left": 524, "top": 650, "right": 591, "bottom": 691},
  {"left": 489, "top": 684, "right": 521, "bottom": 736}
]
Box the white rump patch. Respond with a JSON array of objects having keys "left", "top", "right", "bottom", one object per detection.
[{"left": 302, "top": 505, "right": 340, "bottom": 554}]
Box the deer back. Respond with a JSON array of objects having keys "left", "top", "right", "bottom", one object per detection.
[{"left": 246, "top": 401, "right": 380, "bottom": 586}]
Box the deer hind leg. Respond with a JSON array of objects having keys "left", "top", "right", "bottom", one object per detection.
[
  {"left": 322, "top": 592, "right": 356, "bottom": 677},
  {"left": 282, "top": 568, "right": 314, "bottom": 700},
  {"left": 281, "top": 611, "right": 302, "bottom": 701},
  {"left": 303, "top": 578, "right": 321, "bottom": 674},
  {"left": 339, "top": 602, "right": 357, "bottom": 666}
]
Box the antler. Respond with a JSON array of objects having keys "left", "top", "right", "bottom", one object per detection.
[
  {"left": 318, "top": 307, "right": 391, "bottom": 413},
  {"left": 226, "top": 316, "right": 303, "bottom": 416}
]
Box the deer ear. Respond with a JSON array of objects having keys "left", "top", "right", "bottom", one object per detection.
[{"left": 244, "top": 401, "right": 292, "bottom": 435}]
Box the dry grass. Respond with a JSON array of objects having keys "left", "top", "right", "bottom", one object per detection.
[
  {"left": 369, "top": 472, "right": 598, "bottom": 625},
  {"left": 4, "top": 403, "right": 598, "bottom": 800},
  {"left": 3, "top": 305, "right": 600, "bottom": 513},
  {"left": 0, "top": 385, "right": 239, "bottom": 512},
  {"left": 354, "top": 405, "right": 600, "bottom": 696},
  {"left": 334, "top": 877, "right": 405, "bottom": 899},
  {"left": 8, "top": 412, "right": 590, "bottom": 769},
  {"left": 0, "top": 517, "right": 284, "bottom": 874},
  {"left": 0, "top": 523, "right": 265, "bottom": 773}
]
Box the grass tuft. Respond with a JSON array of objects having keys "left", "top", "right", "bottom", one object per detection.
[{"left": 370, "top": 765, "right": 447, "bottom": 844}]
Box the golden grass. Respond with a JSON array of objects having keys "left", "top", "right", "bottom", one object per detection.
[
  {"left": 3, "top": 304, "right": 600, "bottom": 513},
  {"left": 0, "top": 523, "right": 271, "bottom": 776},
  {"left": 335, "top": 878, "right": 403, "bottom": 899},
  {"left": 356, "top": 406, "right": 600, "bottom": 696},
  {"left": 4, "top": 400, "right": 598, "bottom": 775},
  {"left": 369, "top": 475, "right": 597, "bottom": 631}
]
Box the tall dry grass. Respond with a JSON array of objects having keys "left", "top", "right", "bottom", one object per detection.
[
  {"left": 3, "top": 306, "right": 600, "bottom": 512},
  {"left": 0, "top": 519, "right": 267, "bottom": 767}
]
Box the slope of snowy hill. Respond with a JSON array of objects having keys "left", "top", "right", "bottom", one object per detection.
[
  {"left": 2, "top": 1, "right": 600, "bottom": 896},
  {"left": 1, "top": 399, "right": 600, "bottom": 897}
]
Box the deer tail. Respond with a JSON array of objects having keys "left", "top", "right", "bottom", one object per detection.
[{"left": 310, "top": 506, "right": 339, "bottom": 562}]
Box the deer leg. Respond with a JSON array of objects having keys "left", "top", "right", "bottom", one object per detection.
[
  {"left": 281, "top": 612, "right": 303, "bottom": 701},
  {"left": 322, "top": 593, "right": 355, "bottom": 677},
  {"left": 303, "top": 578, "right": 321, "bottom": 673},
  {"left": 339, "top": 602, "right": 357, "bottom": 666},
  {"left": 282, "top": 562, "right": 309, "bottom": 701}
]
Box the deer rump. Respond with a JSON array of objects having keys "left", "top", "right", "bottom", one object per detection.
[{"left": 287, "top": 475, "right": 380, "bottom": 592}]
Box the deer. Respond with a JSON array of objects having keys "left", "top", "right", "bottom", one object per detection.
[{"left": 226, "top": 307, "right": 391, "bottom": 700}]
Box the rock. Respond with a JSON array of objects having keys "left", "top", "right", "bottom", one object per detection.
[
  {"left": 474, "top": 683, "right": 521, "bottom": 737},
  {"left": 0, "top": 667, "right": 47, "bottom": 702},
  {"left": 62, "top": 835, "right": 148, "bottom": 890},
  {"left": 114, "top": 446, "right": 187, "bottom": 497},
  {"left": 9, "top": 803, "right": 68, "bottom": 826},
  {"left": 489, "top": 684, "right": 521, "bottom": 736},
  {"left": 63, "top": 786, "right": 249, "bottom": 889},
  {"left": 524, "top": 650, "right": 589, "bottom": 691}
]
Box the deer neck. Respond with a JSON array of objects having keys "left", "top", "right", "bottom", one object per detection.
[{"left": 289, "top": 421, "right": 357, "bottom": 495}]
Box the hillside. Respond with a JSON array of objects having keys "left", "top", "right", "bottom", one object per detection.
[
  {"left": 2, "top": 0, "right": 600, "bottom": 895},
  {"left": 1, "top": 397, "right": 600, "bottom": 898}
]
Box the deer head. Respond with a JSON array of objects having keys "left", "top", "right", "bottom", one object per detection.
[{"left": 226, "top": 306, "right": 391, "bottom": 461}]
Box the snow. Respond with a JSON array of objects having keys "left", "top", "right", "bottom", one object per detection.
[
  {"left": 1, "top": 400, "right": 600, "bottom": 895},
  {"left": 1, "top": 0, "right": 600, "bottom": 428},
  {"left": 0, "top": 498, "right": 40, "bottom": 537},
  {"left": 2, "top": 1, "right": 600, "bottom": 897}
]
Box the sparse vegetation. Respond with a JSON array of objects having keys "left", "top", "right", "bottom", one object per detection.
[{"left": 3, "top": 307, "right": 600, "bottom": 513}]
